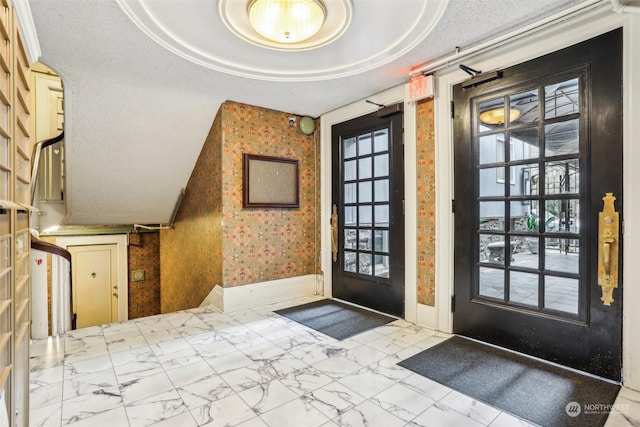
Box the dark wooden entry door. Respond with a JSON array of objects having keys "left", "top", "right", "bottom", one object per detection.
[
  {"left": 453, "top": 29, "right": 623, "bottom": 380},
  {"left": 331, "top": 110, "right": 405, "bottom": 317}
]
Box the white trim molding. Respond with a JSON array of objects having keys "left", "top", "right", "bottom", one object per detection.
[
  {"left": 201, "top": 274, "right": 320, "bottom": 313},
  {"left": 12, "top": 0, "right": 41, "bottom": 63}
]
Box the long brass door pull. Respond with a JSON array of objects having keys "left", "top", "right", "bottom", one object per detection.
[
  {"left": 331, "top": 204, "right": 338, "bottom": 262},
  {"left": 598, "top": 193, "right": 619, "bottom": 306}
]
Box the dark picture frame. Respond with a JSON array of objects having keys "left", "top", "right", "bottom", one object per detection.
[{"left": 242, "top": 153, "right": 299, "bottom": 208}]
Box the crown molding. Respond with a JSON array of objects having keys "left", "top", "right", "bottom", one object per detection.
[{"left": 12, "top": 0, "right": 42, "bottom": 63}]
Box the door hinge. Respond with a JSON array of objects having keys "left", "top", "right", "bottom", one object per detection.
[
  {"left": 452, "top": 199, "right": 456, "bottom": 213},
  {"left": 451, "top": 295, "right": 455, "bottom": 313},
  {"left": 450, "top": 101, "right": 454, "bottom": 119}
]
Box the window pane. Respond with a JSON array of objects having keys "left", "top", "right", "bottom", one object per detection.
[
  {"left": 359, "top": 205, "right": 372, "bottom": 227},
  {"left": 374, "top": 230, "right": 389, "bottom": 252},
  {"left": 479, "top": 201, "right": 504, "bottom": 231},
  {"left": 510, "top": 201, "right": 533, "bottom": 232},
  {"left": 512, "top": 237, "right": 539, "bottom": 269},
  {"left": 479, "top": 267, "right": 504, "bottom": 299},
  {"left": 344, "top": 137, "right": 357, "bottom": 159},
  {"left": 481, "top": 235, "right": 505, "bottom": 265},
  {"left": 374, "top": 179, "right": 389, "bottom": 202},
  {"left": 545, "top": 199, "right": 579, "bottom": 234},
  {"left": 545, "top": 238, "right": 579, "bottom": 274},
  {"left": 509, "top": 271, "right": 539, "bottom": 307},
  {"left": 344, "top": 251, "right": 357, "bottom": 273},
  {"left": 375, "top": 205, "right": 389, "bottom": 227},
  {"left": 359, "top": 253, "right": 372, "bottom": 275},
  {"left": 359, "top": 230, "right": 372, "bottom": 250},
  {"left": 545, "top": 118, "right": 579, "bottom": 156},
  {"left": 358, "top": 133, "right": 372, "bottom": 155},
  {"left": 545, "top": 78, "right": 579, "bottom": 119},
  {"left": 344, "top": 183, "right": 356, "bottom": 203},
  {"left": 359, "top": 157, "right": 372, "bottom": 179},
  {"left": 478, "top": 98, "right": 505, "bottom": 132},
  {"left": 358, "top": 181, "right": 372, "bottom": 203},
  {"left": 478, "top": 134, "right": 504, "bottom": 165},
  {"left": 479, "top": 167, "right": 505, "bottom": 197},
  {"left": 344, "top": 229, "right": 356, "bottom": 249},
  {"left": 344, "top": 206, "right": 356, "bottom": 226},
  {"left": 374, "top": 129, "right": 389, "bottom": 153},
  {"left": 545, "top": 276, "right": 579, "bottom": 314},
  {"left": 374, "top": 255, "right": 390, "bottom": 278},
  {"left": 344, "top": 159, "right": 356, "bottom": 181},
  {"left": 510, "top": 88, "right": 539, "bottom": 124},
  {"left": 511, "top": 128, "right": 539, "bottom": 161},
  {"left": 545, "top": 160, "right": 579, "bottom": 194},
  {"left": 374, "top": 154, "right": 389, "bottom": 177}
]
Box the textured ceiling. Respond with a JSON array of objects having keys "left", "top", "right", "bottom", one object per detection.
[{"left": 29, "top": 0, "right": 588, "bottom": 225}]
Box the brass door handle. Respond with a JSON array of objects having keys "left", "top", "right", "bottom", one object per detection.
[
  {"left": 598, "top": 193, "right": 619, "bottom": 306},
  {"left": 331, "top": 204, "right": 338, "bottom": 262}
]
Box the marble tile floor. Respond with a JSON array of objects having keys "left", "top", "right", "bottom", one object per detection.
[{"left": 29, "top": 295, "right": 640, "bottom": 427}]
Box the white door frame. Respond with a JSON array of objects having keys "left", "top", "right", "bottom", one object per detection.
[
  {"left": 55, "top": 234, "right": 129, "bottom": 323},
  {"left": 433, "top": 9, "right": 640, "bottom": 389}
]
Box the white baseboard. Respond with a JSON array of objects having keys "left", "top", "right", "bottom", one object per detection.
[
  {"left": 416, "top": 303, "right": 438, "bottom": 330},
  {"left": 200, "top": 274, "right": 321, "bottom": 312}
]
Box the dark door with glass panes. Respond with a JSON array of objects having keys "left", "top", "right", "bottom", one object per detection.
[
  {"left": 332, "top": 110, "right": 404, "bottom": 317},
  {"left": 453, "top": 29, "right": 623, "bottom": 380}
]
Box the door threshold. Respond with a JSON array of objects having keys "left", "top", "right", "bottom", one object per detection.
[{"left": 330, "top": 297, "right": 402, "bottom": 321}]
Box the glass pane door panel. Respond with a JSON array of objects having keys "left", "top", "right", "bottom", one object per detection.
[
  {"left": 510, "top": 89, "right": 539, "bottom": 124},
  {"left": 479, "top": 168, "right": 505, "bottom": 197},
  {"left": 545, "top": 199, "right": 579, "bottom": 233},
  {"left": 359, "top": 230, "right": 371, "bottom": 250},
  {"left": 345, "top": 230, "right": 356, "bottom": 249},
  {"left": 359, "top": 253, "right": 372, "bottom": 275},
  {"left": 546, "top": 160, "right": 580, "bottom": 194},
  {"left": 481, "top": 235, "right": 505, "bottom": 265},
  {"left": 344, "top": 251, "right": 357, "bottom": 272},
  {"left": 512, "top": 239, "right": 539, "bottom": 269},
  {"left": 359, "top": 157, "right": 372, "bottom": 179},
  {"left": 358, "top": 134, "right": 372, "bottom": 155},
  {"left": 545, "top": 78, "right": 580, "bottom": 119},
  {"left": 374, "top": 230, "right": 389, "bottom": 252},
  {"left": 374, "top": 154, "right": 389, "bottom": 177},
  {"left": 478, "top": 98, "right": 506, "bottom": 132},
  {"left": 344, "top": 183, "right": 356, "bottom": 203},
  {"left": 374, "top": 180, "right": 389, "bottom": 202},
  {"left": 545, "top": 238, "right": 579, "bottom": 274},
  {"left": 545, "top": 119, "right": 579, "bottom": 156},
  {"left": 479, "top": 267, "right": 504, "bottom": 299},
  {"left": 358, "top": 181, "right": 372, "bottom": 203},
  {"left": 359, "top": 206, "right": 372, "bottom": 227},
  {"left": 545, "top": 276, "right": 579, "bottom": 314},
  {"left": 512, "top": 128, "right": 539, "bottom": 160},
  {"left": 344, "top": 137, "right": 357, "bottom": 159},
  {"left": 479, "top": 134, "right": 504, "bottom": 164},
  {"left": 509, "top": 271, "right": 539, "bottom": 307},
  {"left": 479, "top": 201, "right": 505, "bottom": 230},
  {"left": 374, "top": 255, "right": 390, "bottom": 278},
  {"left": 374, "top": 129, "right": 389, "bottom": 152},
  {"left": 344, "top": 160, "right": 356, "bottom": 181}
]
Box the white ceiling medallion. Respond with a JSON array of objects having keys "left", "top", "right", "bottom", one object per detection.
[
  {"left": 220, "top": 0, "right": 351, "bottom": 51},
  {"left": 116, "top": 0, "right": 448, "bottom": 82}
]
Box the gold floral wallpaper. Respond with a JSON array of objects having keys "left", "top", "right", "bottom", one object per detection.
[
  {"left": 416, "top": 98, "right": 436, "bottom": 306},
  {"left": 160, "top": 101, "right": 319, "bottom": 312},
  {"left": 160, "top": 109, "right": 224, "bottom": 313}
]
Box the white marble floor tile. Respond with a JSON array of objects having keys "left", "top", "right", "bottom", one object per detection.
[
  {"left": 29, "top": 380, "right": 63, "bottom": 410},
  {"left": 410, "top": 403, "right": 486, "bottom": 427},
  {"left": 208, "top": 350, "right": 256, "bottom": 374},
  {"left": 235, "top": 417, "right": 270, "bottom": 427},
  {"left": 31, "top": 336, "right": 65, "bottom": 357},
  {"left": 65, "top": 405, "right": 128, "bottom": 427},
  {"left": 191, "top": 393, "right": 256, "bottom": 427},
  {"left": 124, "top": 389, "right": 188, "bottom": 427},
  {"left": 166, "top": 360, "right": 216, "bottom": 388},
  {"left": 64, "top": 354, "right": 113, "bottom": 379},
  {"left": 29, "top": 401, "right": 62, "bottom": 427},
  {"left": 260, "top": 396, "right": 331, "bottom": 427},
  {"left": 399, "top": 373, "right": 452, "bottom": 401},
  {"left": 489, "top": 412, "right": 538, "bottom": 427},
  {"left": 60, "top": 389, "right": 123, "bottom": 424},
  {"left": 219, "top": 364, "right": 273, "bottom": 393},
  {"left": 336, "top": 400, "right": 406, "bottom": 427},
  {"left": 305, "top": 381, "right": 366, "bottom": 420},
  {"left": 311, "top": 355, "right": 364, "bottom": 379},
  {"left": 30, "top": 364, "right": 64, "bottom": 386},
  {"left": 147, "top": 410, "right": 199, "bottom": 427},
  {"left": 280, "top": 366, "right": 334, "bottom": 396},
  {"left": 156, "top": 347, "right": 204, "bottom": 371},
  {"left": 119, "top": 370, "right": 175, "bottom": 405},
  {"left": 237, "top": 379, "right": 299, "bottom": 414},
  {"left": 62, "top": 367, "right": 119, "bottom": 401},
  {"left": 439, "top": 390, "right": 501, "bottom": 425},
  {"left": 106, "top": 335, "right": 149, "bottom": 354},
  {"left": 178, "top": 375, "right": 235, "bottom": 409},
  {"left": 337, "top": 367, "right": 398, "bottom": 399},
  {"left": 370, "top": 382, "right": 436, "bottom": 422}
]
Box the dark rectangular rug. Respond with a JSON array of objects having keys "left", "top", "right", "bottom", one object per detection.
[
  {"left": 398, "top": 336, "right": 620, "bottom": 427},
  {"left": 275, "top": 299, "right": 396, "bottom": 340}
]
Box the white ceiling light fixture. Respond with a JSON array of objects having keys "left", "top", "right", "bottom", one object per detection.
[
  {"left": 220, "top": 0, "right": 352, "bottom": 51},
  {"left": 248, "top": 0, "right": 326, "bottom": 44}
]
